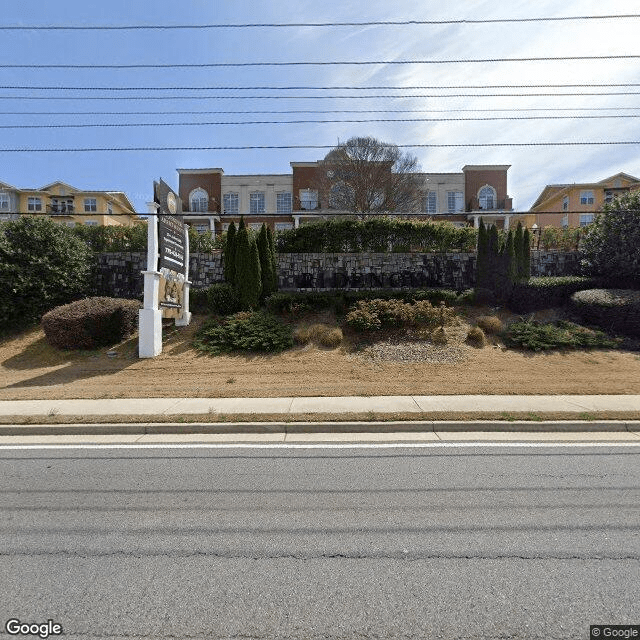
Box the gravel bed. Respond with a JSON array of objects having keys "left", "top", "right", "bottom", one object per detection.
[{"left": 351, "top": 336, "right": 472, "bottom": 364}]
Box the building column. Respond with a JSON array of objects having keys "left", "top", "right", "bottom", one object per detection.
[{"left": 293, "top": 215, "right": 300, "bottom": 229}]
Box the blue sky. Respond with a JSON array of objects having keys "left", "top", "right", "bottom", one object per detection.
[{"left": 1, "top": 0, "right": 639, "bottom": 212}]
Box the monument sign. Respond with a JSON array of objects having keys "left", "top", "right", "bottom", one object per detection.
[{"left": 138, "top": 179, "right": 191, "bottom": 358}]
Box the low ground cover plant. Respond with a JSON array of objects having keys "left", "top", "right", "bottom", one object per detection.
[
  {"left": 193, "top": 311, "right": 293, "bottom": 354},
  {"left": 570, "top": 289, "right": 640, "bottom": 337},
  {"left": 503, "top": 319, "right": 619, "bottom": 351},
  {"left": 42, "top": 297, "right": 141, "bottom": 350}
]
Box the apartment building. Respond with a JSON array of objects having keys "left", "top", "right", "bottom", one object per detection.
[
  {"left": 177, "top": 162, "right": 516, "bottom": 235},
  {"left": 0, "top": 180, "right": 141, "bottom": 227},
  {"left": 529, "top": 172, "right": 640, "bottom": 228}
]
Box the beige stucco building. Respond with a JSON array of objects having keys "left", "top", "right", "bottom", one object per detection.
[{"left": 0, "top": 180, "right": 141, "bottom": 227}]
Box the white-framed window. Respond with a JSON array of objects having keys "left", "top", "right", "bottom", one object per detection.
[
  {"left": 447, "top": 191, "right": 464, "bottom": 213},
  {"left": 193, "top": 223, "right": 209, "bottom": 234},
  {"left": 275, "top": 222, "right": 294, "bottom": 231},
  {"left": 580, "top": 214, "right": 595, "bottom": 227},
  {"left": 85, "top": 220, "right": 98, "bottom": 226},
  {"left": 580, "top": 190, "right": 594, "bottom": 205},
  {"left": 84, "top": 198, "right": 97, "bottom": 212},
  {"left": 562, "top": 196, "right": 569, "bottom": 211},
  {"left": 276, "top": 191, "right": 292, "bottom": 213},
  {"left": 0, "top": 193, "right": 9, "bottom": 210},
  {"left": 223, "top": 192, "right": 239, "bottom": 215},
  {"left": 249, "top": 191, "right": 265, "bottom": 214},
  {"left": 423, "top": 191, "right": 437, "bottom": 214},
  {"left": 27, "top": 197, "right": 42, "bottom": 211},
  {"left": 190, "top": 188, "right": 209, "bottom": 213},
  {"left": 249, "top": 223, "right": 263, "bottom": 231},
  {"left": 478, "top": 186, "right": 496, "bottom": 210},
  {"left": 561, "top": 214, "right": 569, "bottom": 229},
  {"left": 107, "top": 202, "right": 113, "bottom": 215},
  {"left": 300, "top": 189, "right": 318, "bottom": 210}
]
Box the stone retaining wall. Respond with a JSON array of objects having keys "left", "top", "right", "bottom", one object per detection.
[{"left": 93, "top": 250, "right": 583, "bottom": 298}]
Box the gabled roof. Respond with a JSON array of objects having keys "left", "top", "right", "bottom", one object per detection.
[
  {"left": 38, "top": 180, "right": 79, "bottom": 192},
  {"left": 0, "top": 180, "right": 17, "bottom": 191},
  {"left": 596, "top": 172, "right": 640, "bottom": 185}
]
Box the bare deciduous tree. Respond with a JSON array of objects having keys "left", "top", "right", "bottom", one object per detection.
[{"left": 314, "top": 136, "right": 423, "bottom": 217}]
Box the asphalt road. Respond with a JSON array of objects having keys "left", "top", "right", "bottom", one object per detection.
[{"left": 0, "top": 443, "right": 639, "bottom": 639}]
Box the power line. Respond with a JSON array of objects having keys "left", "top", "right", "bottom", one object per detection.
[
  {"left": 1, "top": 55, "right": 639, "bottom": 68},
  {"left": 2, "top": 107, "right": 639, "bottom": 116},
  {"left": 1, "top": 142, "right": 638, "bottom": 153},
  {"left": 2, "top": 114, "right": 640, "bottom": 130},
  {"left": 2, "top": 91, "right": 640, "bottom": 101},
  {"left": 1, "top": 14, "right": 638, "bottom": 29},
  {"left": 2, "top": 83, "right": 640, "bottom": 90}
]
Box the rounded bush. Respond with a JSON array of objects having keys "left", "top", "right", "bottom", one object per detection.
[
  {"left": 42, "top": 297, "right": 141, "bottom": 350},
  {"left": 570, "top": 289, "right": 640, "bottom": 337}
]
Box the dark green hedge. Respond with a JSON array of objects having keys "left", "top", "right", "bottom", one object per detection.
[
  {"left": 275, "top": 218, "right": 476, "bottom": 253},
  {"left": 190, "top": 283, "right": 240, "bottom": 315},
  {"left": 508, "top": 276, "right": 604, "bottom": 313},
  {"left": 570, "top": 289, "right": 640, "bottom": 337}
]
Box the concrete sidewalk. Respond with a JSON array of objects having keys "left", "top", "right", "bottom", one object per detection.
[{"left": 2, "top": 394, "right": 640, "bottom": 417}]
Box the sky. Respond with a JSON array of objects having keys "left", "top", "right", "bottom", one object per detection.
[{"left": 0, "top": 0, "right": 639, "bottom": 213}]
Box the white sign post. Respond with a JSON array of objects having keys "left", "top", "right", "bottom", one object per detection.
[{"left": 138, "top": 180, "right": 191, "bottom": 358}]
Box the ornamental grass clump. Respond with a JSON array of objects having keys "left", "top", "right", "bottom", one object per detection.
[
  {"left": 466, "top": 326, "right": 486, "bottom": 348},
  {"left": 193, "top": 311, "right": 293, "bottom": 355},
  {"left": 475, "top": 315, "right": 503, "bottom": 335}
]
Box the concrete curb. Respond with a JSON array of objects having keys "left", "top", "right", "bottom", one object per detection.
[{"left": 1, "top": 420, "right": 640, "bottom": 437}]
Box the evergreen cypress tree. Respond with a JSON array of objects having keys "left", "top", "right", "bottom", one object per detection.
[
  {"left": 522, "top": 227, "right": 531, "bottom": 280},
  {"left": 514, "top": 222, "right": 524, "bottom": 280},
  {"left": 256, "top": 224, "right": 274, "bottom": 299},
  {"left": 476, "top": 218, "right": 489, "bottom": 289},
  {"left": 505, "top": 229, "right": 517, "bottom": 284},
  {"left": 234, "top": 226, "right": 262, "bottom": 310},
  {"left": 487, "top": 224, "right": 500, "bottom": 292},
  {"left": 267, "top": 226, "right": 278, "bottom": 293},
  {"left": 237, "top": 215, "right": 245, "bottom": 232},
  {"left": 223, "top": 221, "right": 236, "bottom": 283}
]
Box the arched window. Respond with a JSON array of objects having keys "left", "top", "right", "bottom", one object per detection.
[
  {"left": 478, "top": 185, "right": 496, "bottom": 210},
  {"left": 190, "top": 188, "right": 209, "bottom": 213}
]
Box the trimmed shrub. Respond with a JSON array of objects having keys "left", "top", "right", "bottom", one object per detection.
[
  {"left": 267, "top": 226, "right": 278, "bottom": 293},
  {"left": 193, "top": 311, "right": 293, "bottom": 354},
  {"left": 570, "top": 289, "right": 640, "bottom": 337},
  {"left": 466, "top": 326, "right": 486, "bottom": 347},
  {"left": 190, "top": 283, "right": 240, "bottom": 316},
  {"left": 476, "top": 315, "right": 504, "bottom": 334},
  {"left": 476, "top": 219, "right": 490, "bottom": 289},
  {"left": 509, "top": 276, "right": 603, "bottom": 313},
  {"left": 503, "top": 319, "right": 619, "bottom": 351},
  {"left": 0, "top": 217, "right": 93, "bottom": 333},
  {"left": 42, "top": 297, "right": 140, "bottom": 350}
]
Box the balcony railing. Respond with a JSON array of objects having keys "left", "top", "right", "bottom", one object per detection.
[{"left": 47, "top": 204, "right": 75, "bottom": 215}]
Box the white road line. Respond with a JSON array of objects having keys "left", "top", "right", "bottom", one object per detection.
[{"left": 1, "top": 442, "right": 640, "bottom": 451}]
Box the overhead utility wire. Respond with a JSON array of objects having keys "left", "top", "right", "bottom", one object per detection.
[
  {"left": 3, "top": 91, "right": 639, "bottom": 101},
  {"left": 1, "top": 54, "right": 639, "bottom": 68},
  {"left": 3, "top": 83, "right": 640, "bottom": 90},
  {"left": 3, "top": 107, "right": 639, "bottom": 116},
  {"left": 1, "top": 142, "right": 638, "bottom": 153},
  {"left": 3, "top": 114, "right": 640, "bottom": 129},
  {"left": 1, "top": 14, "right": 638, "bottom": 29}
]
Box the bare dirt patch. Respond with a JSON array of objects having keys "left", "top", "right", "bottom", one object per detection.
[{"left": 1, "top": 310, "right": 639, "bottom": 401}]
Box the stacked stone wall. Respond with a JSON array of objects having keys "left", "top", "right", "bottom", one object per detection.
[{"left": 92, "top": 250, "right": 583, "bottom": 298}]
